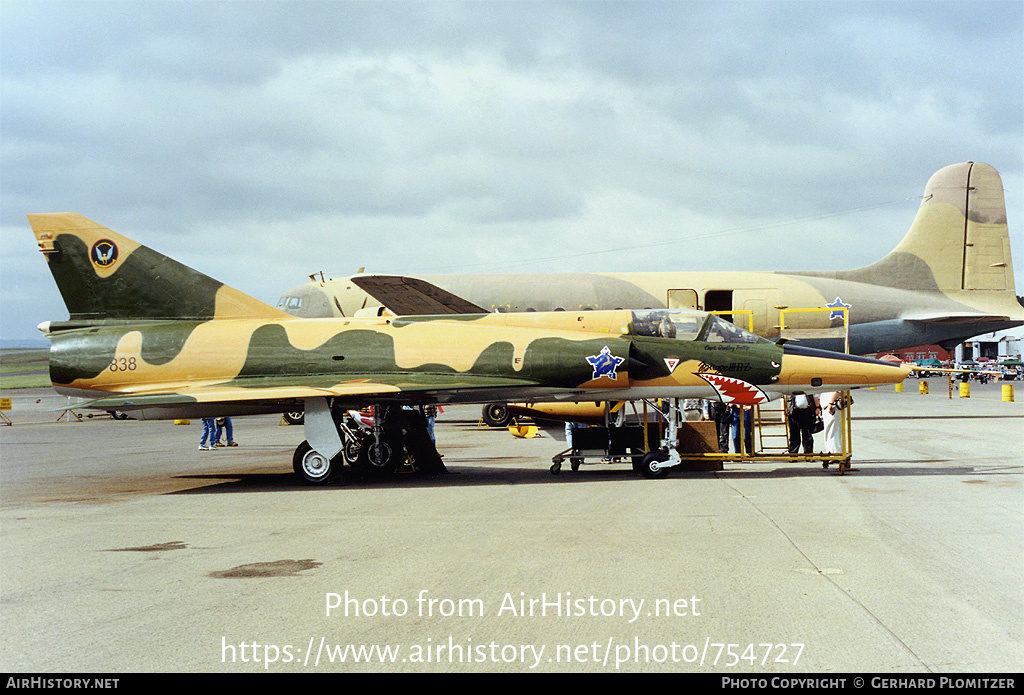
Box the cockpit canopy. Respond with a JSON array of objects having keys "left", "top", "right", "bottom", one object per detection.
[
  {"left": 277, "top": 293, "right": 305, "bottom": 311},
  {"left": 629, "top": 309, "right": 766, "bottom": 344}
]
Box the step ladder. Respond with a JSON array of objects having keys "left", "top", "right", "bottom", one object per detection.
[{"left": 754, "top": 401, "right": 790, "bottom": 454}]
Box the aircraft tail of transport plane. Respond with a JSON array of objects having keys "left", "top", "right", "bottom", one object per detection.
[
  {"left": 276, "top": 161, "right": 1024, "bottom": 356},
  {"left": 29, "top": 213, "right": 909, "bottom": 482},
  {"left": 826, "top": 161, "right": 1014, "bottom": 294}
]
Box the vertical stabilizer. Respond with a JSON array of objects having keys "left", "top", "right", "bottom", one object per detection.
[
  {"left": 837, "top": 162, "right": 1014, "bottom": 292},
  {"left": 29, "top": 213, "right": 289, "bottom": 324}
]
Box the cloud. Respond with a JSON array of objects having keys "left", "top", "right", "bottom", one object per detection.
[{"left": 1, "top": 0, "right": 1021, "bottom": 341}]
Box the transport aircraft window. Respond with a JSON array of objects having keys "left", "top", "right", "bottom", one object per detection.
[
  {"left": 630, "top": 309, "right": 703, "bottom": 340},
  {"left": 700, "top": 315, "right": 762, "bottom": 344}
]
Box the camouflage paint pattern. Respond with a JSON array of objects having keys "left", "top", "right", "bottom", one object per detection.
[
  {"left": 30, "top": 213, "right": 286, "bottom": 327},
  {"left": 30, "top": 215, "right": 911, "bottom": 420}
]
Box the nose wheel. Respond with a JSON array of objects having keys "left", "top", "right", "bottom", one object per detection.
[{"left": 634, "top": 451, "right": 670, "bottom": 479}]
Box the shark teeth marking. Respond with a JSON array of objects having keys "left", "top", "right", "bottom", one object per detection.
[{"left": 697, "top": 373, "right": 770, "bottom": 405}]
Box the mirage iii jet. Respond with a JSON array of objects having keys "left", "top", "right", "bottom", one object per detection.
[
  {"left": 30, "top": 214, "right": 909, "bottom": 484},
  {"left": 278, "top": 162, "right": 1024, "bottom": 356}
]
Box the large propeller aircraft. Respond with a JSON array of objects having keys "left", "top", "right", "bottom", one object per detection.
[
  {"left": 29, "top": 214, "right": 913, "bottom": 483},
  {"left": 278, "top": 162, "right": 1024, "bottom": 357}
]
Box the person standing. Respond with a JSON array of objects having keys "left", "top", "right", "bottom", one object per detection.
[
  {"left": 820, "top": 391, "right": 843, "bottom": 454},
  {"left": 708, "top": 400, "right": 730, "bottom": 453},
  {"left": 213, "top": 417, "right": 237, "bottom": 447},
  {"left": 420, "top": 405, "right": 437, "bottom": 443},
  {"left": 199, "top": 417, "right": 216, "bottom": 451},
  {"left": 786, "top": 394, "right": 819, "bottom": 454},
  {"left": 729, "top": 405, "right": 752, "bottom": 454}
]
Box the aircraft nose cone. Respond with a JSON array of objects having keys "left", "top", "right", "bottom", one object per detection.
[{"left": 778, "top": 344, "right": 911, "bottom": 389}]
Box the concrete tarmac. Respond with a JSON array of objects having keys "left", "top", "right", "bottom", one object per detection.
[{"left": 1, "top": 383, "right": 1021, "bottom": 673}]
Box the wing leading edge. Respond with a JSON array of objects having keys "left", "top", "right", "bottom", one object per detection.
[{"left": 74, "top": 372, "right": 545, "bottom": 413}]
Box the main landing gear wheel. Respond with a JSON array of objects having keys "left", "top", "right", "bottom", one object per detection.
[
  {"left": 292, "top": 440, "right": 341, "bottom": 485},
  {"left": 343, "top": 436, "right": 364, "bottom": 465},
  {"left": 353, "top": 436, "right": 402, "bottom": 476},
  {"left": 482, "top": 403, "right": 513, "bottom": 427},
  {"left": 283, "top": 411, "right": 304, "bottom": 425},
  {"left": 634, "top": 451, "right": 670, "bottom": 479}
]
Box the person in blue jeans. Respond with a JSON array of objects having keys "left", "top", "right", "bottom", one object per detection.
[
  {"left": 199, "top": 417, "right": 216, "bottom": 450},
  {"left": 729, "top": 405, "right": 753, "bottom": 454},
  {"left": 214, "top": 417, "right": 237, "bottom": 447}
]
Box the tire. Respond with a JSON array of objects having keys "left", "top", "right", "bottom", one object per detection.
[
  {"left": 109, "top": 410, "right": 129, "bottom": 420},
  {"left": 635, "top": 451, "right": 670, "bottom": 479},
  {"left": 292, "top": 440, "right": 340, "bottom": 485},
  {"left": 343, "top": 435, "right": 364, "bottom": 465},
  {"left": 353, "top": 436, "right": 402, "bottom": 476},
  {"left": 481, "top": 403, "right": 513, "bottom": 427},
  {"left": 283, "top": 411, "right": 304, "bottom": 425}
]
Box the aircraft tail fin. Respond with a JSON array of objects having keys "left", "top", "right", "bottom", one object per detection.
[
  {"left": 837, "top": 162, "right": 1015, "bottom": 293},
  {"left": 29, "top": 213, "right": 289, "bottom": 327}
]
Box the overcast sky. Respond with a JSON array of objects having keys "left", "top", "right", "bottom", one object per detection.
[{"left": 2, "top": 0, "right": 1021, "bottom": 342}]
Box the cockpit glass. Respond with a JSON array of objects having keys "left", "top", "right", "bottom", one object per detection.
[
  {"left": 700, "top": 315, "right": 762, "bottom": 344},
  {"left": 629, "top": 309, "right": 703, "bottom": 340},
  {"left": 630, "top": 310, "right": 765, "bottom": 344}
]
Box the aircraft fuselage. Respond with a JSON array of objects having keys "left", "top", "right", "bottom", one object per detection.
[
  {"left": 278, "top": 162, "right": 1024, "bottom": 355},
  {"left": 287, "top": 269, "right": 1023, "bottom": 355}
]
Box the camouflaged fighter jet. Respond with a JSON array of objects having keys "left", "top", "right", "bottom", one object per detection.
[
  {"left": 29, "top": 213, "right": 910, "bottom": 483},
  {"left": 277, "top": 162, "right": 1024, "bottom": 356}
]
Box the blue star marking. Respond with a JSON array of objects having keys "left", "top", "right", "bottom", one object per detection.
[
  {"left": 586, "top": 346, "right": 625, "bottom": 380},
  {"left": 826, "top": 297, "right": 852, "bottom": 321}
]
